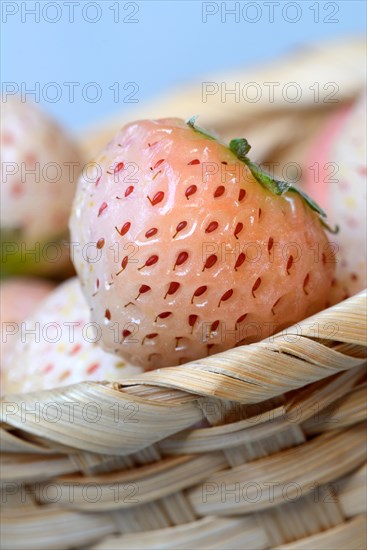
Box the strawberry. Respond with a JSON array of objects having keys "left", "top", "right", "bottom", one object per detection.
[
  {"left": 0, "top": 96, "right": 83, "bottom": 276},
  {"left": 3, "top": 278, "right": 142, "bottom": 394},
  {"left": 70, "top": 117, "right": 335, "bottom": 369},
  {"left": 0, "top": 277, "right": 55, "bottom": 374},
  {"left": 304, "top": 92, "right": 366, "bottom": 304}
]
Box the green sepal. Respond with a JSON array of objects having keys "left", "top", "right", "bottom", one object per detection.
[
  {"left": 229, "top": 137, "right": 338, "bottom": 230},
  {"left": 228, "top": 137, "right": 251, "bottom": 159},
  {"left": 187, "top": 119, "right": 337, "bottom": 233},
  {"left": 320, "top": 219, "right": 340, "bottom": 234}
]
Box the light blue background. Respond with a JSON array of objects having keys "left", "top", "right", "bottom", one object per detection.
[{"left": 1, "top": 0, "right": 366, "bottom": 132}]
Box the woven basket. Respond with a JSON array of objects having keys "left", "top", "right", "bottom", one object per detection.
[{"left": 1, "top": 38, "right": 366, "bottom": 550}]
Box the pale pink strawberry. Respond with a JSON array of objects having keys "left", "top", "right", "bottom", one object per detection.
[
  {"left": 0, "top": 278, "right": 55, "bottom": 375},
  {"left": 304, "top": 92, "right": 366, "bottom": 304},
  {"left": 70, "top": 118, "right": 335, "bottom": 369},
  {"left": 2, "top": 278, "right": 142, "bottom": 394},
  {"left": 1, "top": 96, "right": 83, "bottom": 275}
]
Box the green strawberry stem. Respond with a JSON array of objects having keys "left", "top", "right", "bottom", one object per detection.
[{"left": 187, "top": 118, "right": 338, "bottom": 234}]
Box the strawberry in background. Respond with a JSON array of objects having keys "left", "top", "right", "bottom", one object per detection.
[
  {"left": 2, "top": 277, "right": 142, "bottom": 395},
  {"left": 0, "top": 277, "right": 55, "bottom": 381},
  {"left": 304, "top": 92, "right": 367, "bottom": 304},
  {"left": 1, "top": 96, "right": 83, "bottom": 277}
]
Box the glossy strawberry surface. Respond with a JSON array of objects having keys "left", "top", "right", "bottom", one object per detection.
[{"left": 70, "top": 118, "right": 335, "bottom": 369}]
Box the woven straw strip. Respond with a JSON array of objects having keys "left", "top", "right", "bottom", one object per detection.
[
  {"left": 336, "top": 464, "right": 367, "bottom": 517},
  {"left": 0, "top": 383, "right": 202, "bottom": 455},
  {"left": 59, "top": 455, "right": 195, "bottom": 484},
  {"left": 303, "top": 384, "right": 367, "bottom": 435},
  {"left": 0, "top": 427, "right": 56, "bottom": 454},
  {"left": 274, "top": 515, "right": 366, "bottom": 550},
  {"left": 0, "top": 505, "right": 114, "bottom": 550},
  {"left": 38, "top": 454, "right": 226, "bottom": 511},
  {"left": 188, "top": 424, "right": 366, "bottom": 515},
  {"left": 1, "top": 453, "right": 76, "bottom": 484},
  {"left": 91, "top": 514, "right": 367, "bottom": 550},
  {"left": 92, "top": 515, "right": 266, "bottom": 550}
]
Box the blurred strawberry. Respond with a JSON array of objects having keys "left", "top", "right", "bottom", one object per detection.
[
  {"left": 3, "top": 277, "right": 142, "bottom": 394},
  {"left": 70, "top": 117, "right": 335, "bottom": 369},
  {"left": 1, "top": 96, "right": 83, "bottom": 276},
  {"left": 304, "top": 92, "right": 366, "bottom": 304},
  {"left": 0, "top": 277, "right": 55, "bottom": 375}
]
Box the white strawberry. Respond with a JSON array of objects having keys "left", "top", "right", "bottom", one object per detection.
[
  {"left": 0, "top": 96, "right": 83, "bottom": 276},
  {"left": 0, "top": 277, "right": 55, "bottom": 375},
  {"left": 70, "top": 117, "right": 335, "bottom": 370},
  {"left": 304, "top": 91, "right": 367, "bottom": 304},
  {"left": 3, "top": 277, "right": 142, "bottom": 394}
]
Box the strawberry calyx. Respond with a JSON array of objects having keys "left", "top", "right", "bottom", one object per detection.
[
  {"left": 186, "top": 118, "right": 338, "bottom": 234},
  {"left": 229, "top": 138, "right": 339, "bottom": 234},
  {"left": 230, "top": 138, "right": 323, "bottom": 211}
]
